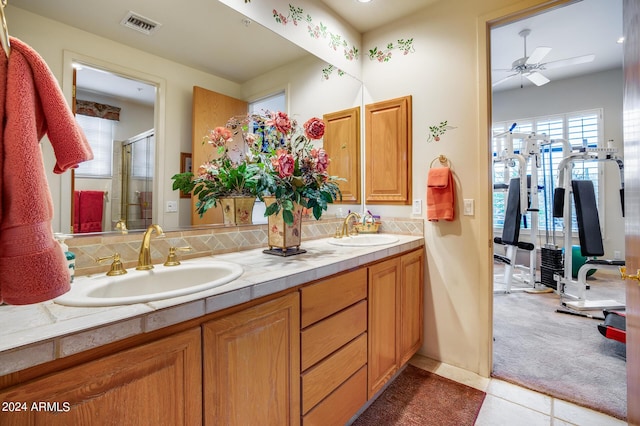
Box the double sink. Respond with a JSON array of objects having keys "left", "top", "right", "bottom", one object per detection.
[{"left": 54, "top": 234, "right": 398, "bottom": 308}]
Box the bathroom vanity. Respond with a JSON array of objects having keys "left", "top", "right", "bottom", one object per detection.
[{"left": 0, "top": 236, "right": 423, "bottom": 425}]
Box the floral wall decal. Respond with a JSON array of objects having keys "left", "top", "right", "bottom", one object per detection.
[
  {"left": 321, "top": 64, "right": 346, "bottom": 80},
  {"left": 273, "top": 3, "right": 360, "bottom": 63},
  {"left": 427, "top": 121, "right": 456, "bottom": 142},
  {"left": 368, "top": 38, "right": 415, "bottom": 62}
]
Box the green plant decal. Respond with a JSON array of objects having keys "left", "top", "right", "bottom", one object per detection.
[{"left": 427, "top": 121, "right": 451, "bottom": 142}]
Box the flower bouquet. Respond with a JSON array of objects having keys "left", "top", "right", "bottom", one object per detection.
[{"left": 171, "top": 126, "right": 260, "bottom": 223}]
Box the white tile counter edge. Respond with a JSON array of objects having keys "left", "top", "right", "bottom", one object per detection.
[{"left": 0, "top": 235, "right": 424, "bottom": 376}]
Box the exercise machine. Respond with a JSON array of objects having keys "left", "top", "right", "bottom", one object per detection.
[
  {"left": 493, "top": 128, "right": 567, "bottom": 293},
  {"left": 553, "top": 146, "right": 625, "bottom": 310}
]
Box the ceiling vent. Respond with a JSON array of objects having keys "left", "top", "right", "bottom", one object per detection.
[{"left": 120, "top": 11, "right": 161, "bottom": 35}]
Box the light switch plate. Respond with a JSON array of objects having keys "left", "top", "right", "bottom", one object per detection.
[
  {"left": 412, "top": 199, "right": 422, "bottom": 215},
  {"left": 166, "top": 200, "right": 178, "bottom": 213},
  {"left": 463, "top": 199, "right": 474, "bottom": 216}
]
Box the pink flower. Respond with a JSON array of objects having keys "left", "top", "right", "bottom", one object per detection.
[
  {"left": 311, "top": 148, "right": 330, "bottom": 173},
  {"left": 303, "top": 117, "right": 325, "bottom": 140},
  {"left": 267, "top": 111, "right": 292, "bottom": 135},
  {"left": 206, "top": 126, "right": 233, "bottom": 147},
  {"left": 271, "top": 148, "right": 295, "bottom": 178}
]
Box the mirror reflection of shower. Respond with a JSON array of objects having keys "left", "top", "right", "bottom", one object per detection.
[
  {"left": 118, "top": 130, "right": 155, "bottom": 230},
  {"left": 73, "top": 63, "right": 156, "bottom": 232}
]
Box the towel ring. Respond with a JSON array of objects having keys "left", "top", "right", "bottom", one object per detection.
[{"left": 430, "top": 154, "right": 450, "bottom": 168}]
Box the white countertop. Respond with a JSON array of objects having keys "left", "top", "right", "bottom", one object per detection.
[{"left": 0, "top": 235, "right": 423, "bottom": 376}]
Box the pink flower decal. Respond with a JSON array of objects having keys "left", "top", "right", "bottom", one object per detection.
[
  {"left": 303, "top": 117, "right": 325, "bottom": 140},
  {"left": 271, "top": 149, "right": 295, "bottom": 178}
]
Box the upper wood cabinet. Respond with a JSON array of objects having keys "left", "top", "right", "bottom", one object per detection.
[
  {"left": 202, "top": 292, "right": 300, "bottom": 426},
  {"left": 323, "top": 106, "right": 361, "bottom": 204},
  {"left": 364, "top": 95, "right": 412, "bottom": 204},
  {"left": 0, "top": 328, "right": 202, "bottom": 426},
  {"left": 191, "top": 86, "right": 247, "bottom": 225}
]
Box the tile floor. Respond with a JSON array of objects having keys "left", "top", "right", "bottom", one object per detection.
[{"left": 409, "top": 354, "right": 627, "bottom": 426}]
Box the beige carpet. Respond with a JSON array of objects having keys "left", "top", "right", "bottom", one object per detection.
[
  {"left": 493, "top": 266, "right": 627, "bottom": 420},
  {"left": 352, "top": 364, "right": 486, "bottom": 425}
]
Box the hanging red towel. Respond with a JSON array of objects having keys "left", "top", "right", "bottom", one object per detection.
[
  {"left": 78, "top": 191, "right": 104, "bottom": 233},
  {"left": 427, "top": 167, "right": 455, "bottom": 221},
  {"left": 0, "top": 37, "right": 93, "bottom": 305},
  {"left": 73, "top": 190, "right": 81, "bottom": 233}
]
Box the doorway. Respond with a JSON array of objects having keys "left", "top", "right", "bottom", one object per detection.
[
  {"left": 59, "top": 51, "right": 165, "bottom": 234},
  {"left": 488, "top": 0, "right": 626, "bottom": 418}
]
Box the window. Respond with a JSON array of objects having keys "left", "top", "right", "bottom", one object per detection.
[
  {"left": 74, "top": 114, "right": 114, "bottom": 177},
  {"left": 249, "top": 91, "right": 286, "bottom": 151},
  {"left": 492, "top": 109, "right": 602, "bottom": 234}
]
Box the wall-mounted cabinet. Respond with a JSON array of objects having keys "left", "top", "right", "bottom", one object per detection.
[
  {"left": 324, "top": 106, "right": 361, "bottom": 204},
  {"left": 365, "top": 96, "right": 412, "bottom": 205}
]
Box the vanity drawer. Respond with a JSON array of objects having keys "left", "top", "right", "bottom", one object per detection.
[
  {"left": 301, "top": 332, "right": 367, "bottom": 414},
  {"left": 301, "top": 300, "right": 367, "bottom": 371},
  {"left": 300, "top": 268, "right": 367, "bottom": 328},
  {"left": 302, "top": 365, "right": 368, "bottom": 426}
]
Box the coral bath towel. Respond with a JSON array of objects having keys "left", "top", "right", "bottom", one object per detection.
[
  {"left": 77, "top": 191, "right": 104, "bottom": 233},
  {"left": 0, "top": 37, "right": 93, "bottom": 305},
  {"left": 427, "top": 167, "right": 455, "bottom": 221}
]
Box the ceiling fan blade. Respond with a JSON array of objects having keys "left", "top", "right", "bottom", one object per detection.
[
  {"left": 525, "top": 71, "right": 550, "bottom": 86},
  {"left": 492, "top": 73, "right": 518, "bottom": 87},
  {"left": 543, "top": 54, "right": 595, "bottom": 69},
  {"left": 526, "top": 47, "right": 551, "bottom": 65}
]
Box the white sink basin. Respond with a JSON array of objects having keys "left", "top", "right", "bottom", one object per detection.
[
  {"left": 54, "top": 260, "right": 243, "bottom": 307},
  {"left": 328, "top": 234, "right": 399, "bottom": 247}
]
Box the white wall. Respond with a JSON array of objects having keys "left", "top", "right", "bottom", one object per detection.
[{"left": 493, "top": 68, "right": 625, "bottom": 258}]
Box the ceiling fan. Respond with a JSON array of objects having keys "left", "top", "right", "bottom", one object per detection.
[{"left": 492, "top": 29, "right": 596, "bottom": 88}]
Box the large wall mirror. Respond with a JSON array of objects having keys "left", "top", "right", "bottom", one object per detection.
[{"left": 21, "top": 0, "right": 364, "bottom": 235}]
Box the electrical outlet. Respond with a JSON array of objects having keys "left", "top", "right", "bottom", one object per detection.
[
  {"left": 614, "top": 250, "right": 622, "bottom": 260},
  {"left": 463, "top": 199, "right": 474, "bottom": 216},
  {"left": 412, "top": 199, "right": 422, "bottom": 215},
  {"left": 166, "top": 200, "right": 178, "bottom": 213}
]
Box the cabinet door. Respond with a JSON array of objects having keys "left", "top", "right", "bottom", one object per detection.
[
  {"left": 399, "top": 249, "right": 424, "bottom": 365},
  {"left": 323, "top": 106, "right": 361, "bottom": 204},
  {"left": 367, "top": 257, "right": 400, "bottom": 398},
  {"left": 364, "top": 95, "right": 412, "bottom": 204},
  {"left": 203, "top": 292, "right": 300, "bottom": 426},
  {"left": 0, "top": 328, "right": 202, "bottom": 426}
]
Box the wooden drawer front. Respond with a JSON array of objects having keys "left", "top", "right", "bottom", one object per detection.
[
  {"left": 301, "top": 333, "right": 367, "bottom": 414},
  {"left": 301, "top": 268, "right": 367, "bottom": 328},
  {"left": 302, "top": 366, "right": 367, "bottom": 426},
  {"left": 301, "top": 300, "right": 367, "bottom": 371}
]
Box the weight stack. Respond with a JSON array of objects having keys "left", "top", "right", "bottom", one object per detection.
[{"left": 540, "top": 245, "right": 563, "bottom": 290}]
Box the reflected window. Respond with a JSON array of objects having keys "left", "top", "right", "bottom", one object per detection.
[{"left": 74, "top": 114, "right": 114, "bottom": 177}]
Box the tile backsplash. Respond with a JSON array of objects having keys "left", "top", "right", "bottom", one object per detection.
[{"left": 66, "top": 217, "right": 424, "bottom": 277}]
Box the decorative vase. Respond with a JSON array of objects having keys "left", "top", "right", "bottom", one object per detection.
[
  {"left": 263, "top": 196, "right": 306, "bottom": 256},
  {"left": 220, "top": 196, "right": 256, "bottom": 226}
]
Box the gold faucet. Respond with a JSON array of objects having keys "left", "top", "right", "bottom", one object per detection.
[
  {"left": 337, "top": 212, "right": 361, "bottom": 238},
  {"left": 136, "top": 224, "right": 165, "bottom": 270}
]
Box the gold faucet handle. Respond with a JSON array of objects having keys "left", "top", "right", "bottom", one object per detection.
[
  {"left": 115, "top": 220, "right": 128, "bottom": 234},
  {"left": 164, "top": 246, "right": 191, "bottom": 266},
  {"left": 97, "top": 253, "right": 127, "bottom": 276},
  {"left": 619, "top": 266, "right": 640, "bottom": 283}
]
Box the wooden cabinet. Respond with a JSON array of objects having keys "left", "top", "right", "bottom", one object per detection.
[
  {"left": 323, "top": 106, "right": 361, "bottom": 204},
  {"left": 399, "top": 249, "right": 424, "bottom": 365},
  {"left": 0, "top": 328, "right": 202, "bottom": 426},
  {"left": 367, "top": 248, "right": 424, "bottom": 398},
  {"left": 202, "top": 292, "right": 300, "bottom": 426},
  {"left": 300, "top": 269, "right": 368, "bottom": 425},
  {"left": 364, "top": 95, "right": 412, "bottom": 205}
]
